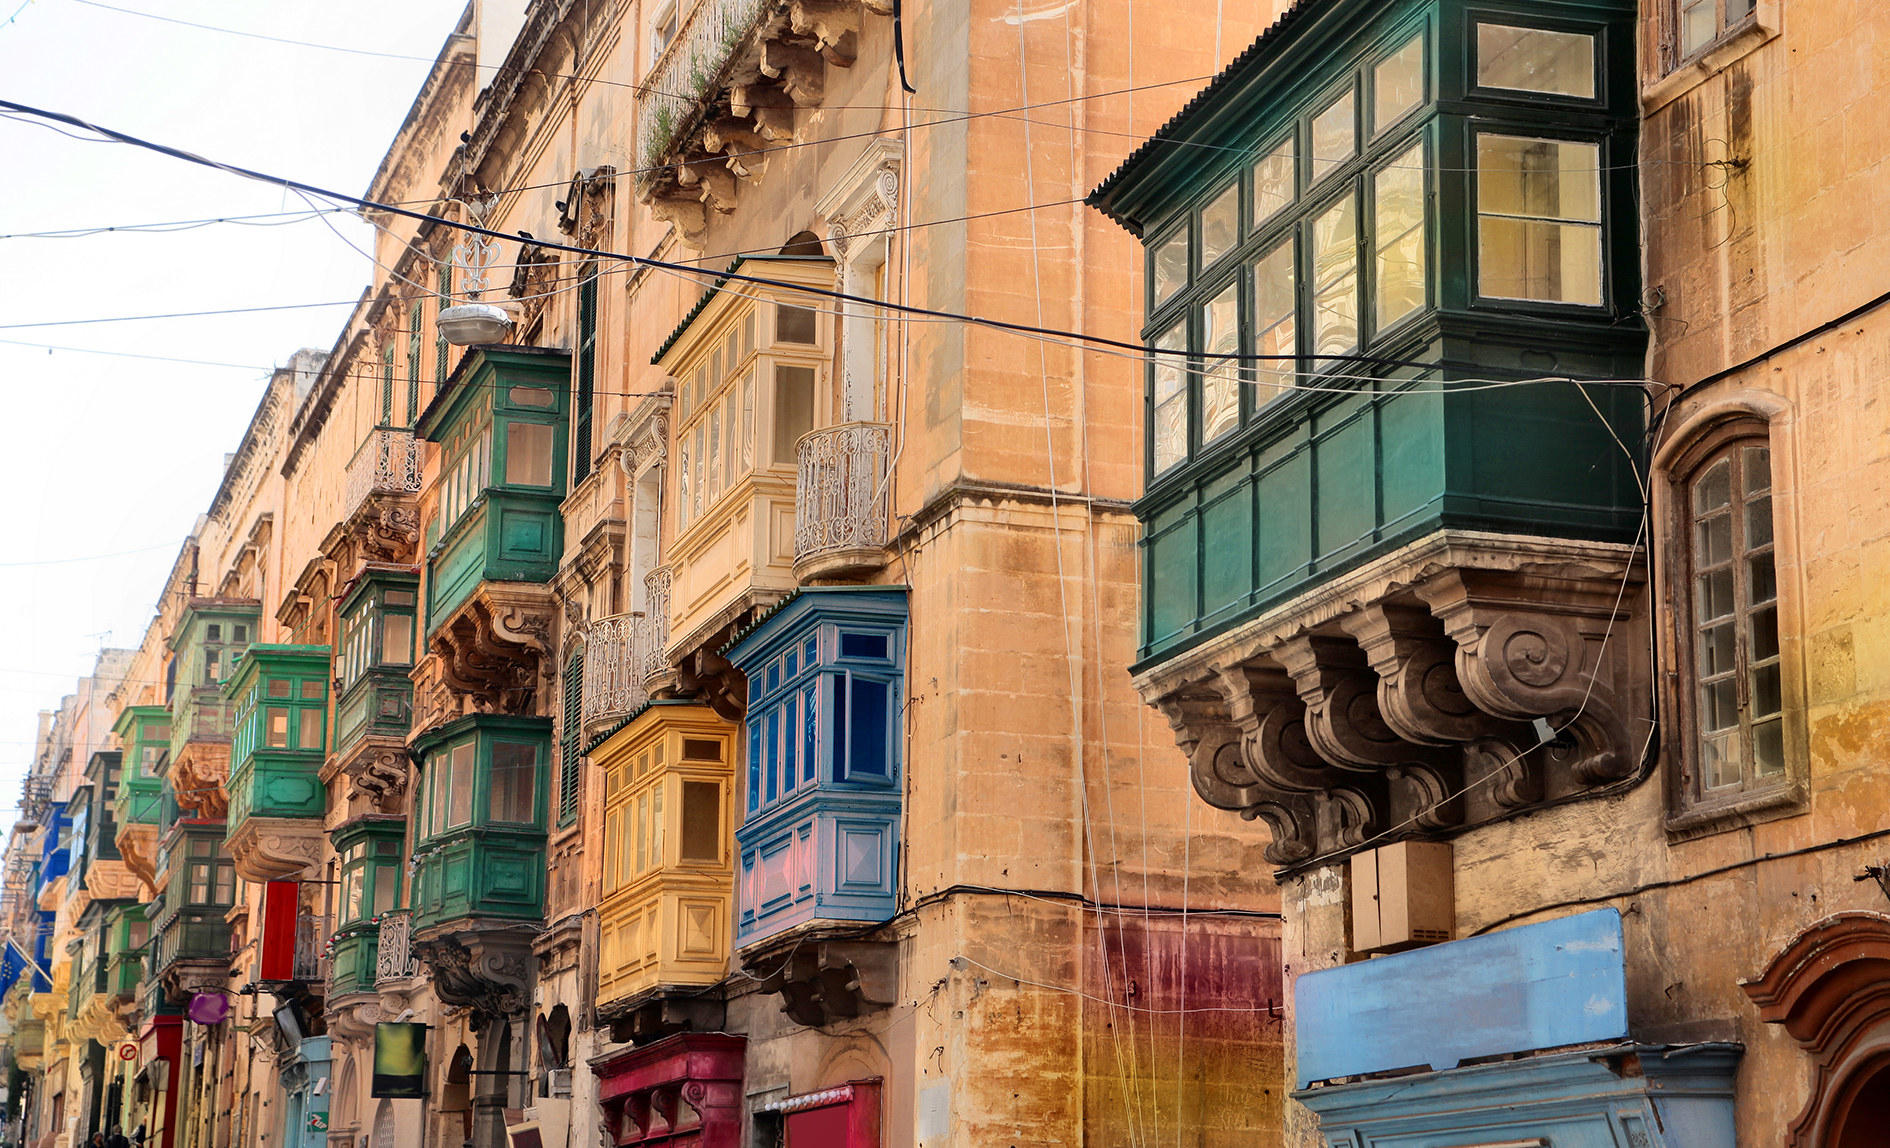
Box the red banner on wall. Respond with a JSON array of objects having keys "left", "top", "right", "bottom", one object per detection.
[{"left": 259, "top": 880, "right": 300, "bottom": 981}]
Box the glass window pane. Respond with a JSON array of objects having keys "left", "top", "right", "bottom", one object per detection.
[
  {"left": 447, "top": 742, "right": 475, "bottom": 829},
  {"left": 1476, "top": 24, "right": 1596, "bottom": 98},
  {"left": 506, "top": 422, "right": 555, "bottom": 486},
  {"left": 1681, "top": 0, "right": 1716, "bottom": 55},
  {"left": 1374, "top": 145, "right": 1427, "bottom": 329},
  {"left": 680, "top": 782, "right": 720, "bottom": 862},
  {"left": 372, "top": 865, "right": 398, "bottom": 914},
  {"left": 489, "top": 742, "right": 538, "bottom": 824},
  {"left": 1694, "top": 458, "right": 1732, "bottom": 514},
  {"left": 1753, "top": 719, "right": 1784, "bottom": 776},
  {"left": 1152, "top": 229, "right": 1188, "bottom": 307},
  {"left": 300, "top": 680, "right": 323, "bottom": 699},
  {"left": 1200, "top": 282, "right": 1240, "bottom": 444},
  {"left": 342, "top": 869, "right": 363, "bottom": 923},
  {"left": 266, "top": 709, "right": 289, "bottom": 749},
  {"left": 849, "top": 678, "right": 891, "bottom": 778},
  {"left": 1311, "top": 197, "right": 1360, "bottom": 363},
  {"left": 1151, "top": 325, "right": 1187, "bottom": 473},
  {"left": 297, "top": 708, "right": 322, "bottom": 752},
  {"left": 1311, "top": 89, "right": 1356, "bottom": 183},
  {"left": 1373, "top": 35, "right": 1425, "bottom": 130},
  {"left": 267, "top": 680, "right": 292, "bottom": 699},
  {"left": 509, "top": 386, "right": 555, "bottom": 408},
  {"left": 1477, "top": 136, "right": 1602, "bottom": 304},
  {"left": 1696, "top": 511, "right": 1732, "bottom": 566},
  {"left": 776, "top": 304, "right": 817, "bottom": 344},
  {"left": 773, "top": 365, "right": 816, "bottom": 465},
  {"left": 384, "top": 590, "right": 415, "bottom": 607},
  {"left": 651, "top": 783, "right": 665, "bottom": 868},
  {"left": 381, "top": 613, "right": 413, "bottom": 665},
  {"left": 1201, "top": 186, "right": 1239, "bottom": 268},
  {"left": 1252, "top": 139, "right": 1296, "bottom": 230}
]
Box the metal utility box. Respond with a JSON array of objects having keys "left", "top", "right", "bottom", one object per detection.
[{"left": 1352, "top": 841, "right": 1454, "bottom": 954}]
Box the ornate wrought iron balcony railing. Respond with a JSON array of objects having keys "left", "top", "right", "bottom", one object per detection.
[
  {"left": 794, "top": 422, "right": 892, "bottom": 575},
  {"left": 636, "top": 0, "right": 773, "bottom": 170},
  {"left": 344, "top": 426, "right": 423, "bottom": 515},
  {"left": 374, "top": 909, "right": 416, "bottom": 983},
  {"left": 644, "top": 566, "right": 672, "bottom": 679},
  {"left": 583, "top": 612, "right": 651, "bottom": 726}
]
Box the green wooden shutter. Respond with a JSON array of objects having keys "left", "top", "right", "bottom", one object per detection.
[
  {"left": 435, "top": 264, "right": 452, "bottom": 385},
  {"left": 572, "top": 270, "right": 598, "bottom": 484},
  {"left": 558, "top": 651, "right": 583, "bottom": 827},
  {"left": 406, "top": 302, "right": 423, "bottom": 426},
  {"left": 380, "top": 343, "right": 395, "bottom": 425}
]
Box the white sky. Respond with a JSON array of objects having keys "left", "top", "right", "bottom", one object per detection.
[{"left": 0, "top": 0, "right": 470, "bottom": 810}]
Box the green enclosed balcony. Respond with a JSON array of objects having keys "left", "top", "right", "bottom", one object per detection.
[
  {"left": 409, "top": 714, "right": 550, "bottom": 932},
  {"left": 112, "top": 705, "right": 170, "bottom": 827},
  {"left": 335, "top": 570, "right": 418, "bottom": 754},
  {"left": 1091, "top": 0, "right": 1653, "bottom": 868},
  {"left": 224, "top": 644, "right": 332, "bottom": 880},
  {"left": 166, "top": 599, "right": 259, "bottom": 821},
  {"left": 326, "top": 817, "right": 405, "bottom": 996},
  {"left": 151, "top": 829, "right": 236, "bottom": 989},
  {"left": 418, "top": 346, "right": 572, "bottom": 636}
]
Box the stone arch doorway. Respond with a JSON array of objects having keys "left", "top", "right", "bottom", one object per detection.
[{"left": 1744, "top": 912, "right": 1890, "bottom": 1146}]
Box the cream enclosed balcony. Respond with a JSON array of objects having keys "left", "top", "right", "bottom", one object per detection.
[
  {"left": 793, "top": 421, "right": 890, "bottom": 580},
  {"left": 583, "top": 612, "right": 652, "bottom": 733}
]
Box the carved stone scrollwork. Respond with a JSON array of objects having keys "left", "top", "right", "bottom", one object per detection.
[
  {"left": 749, "top": 940, "right": 896, "bottom": 1028},
  {"left": 412, "top": 933, "right": 533, "bottom": 1025},
  {"left": 360, "top": 505, "right": 420, "bottom": 564},
  {"left": 1135, "top": 536, "right": 1648, "bottom": 871},
  {"left": 342, "top": 745, "right": 410, "bottom": 809},
  {"left": 429, "top": 584, "right": 557, "bottom": 716},
  {"left": 226, "top": 818, "right": 325, "bottom": 883}
]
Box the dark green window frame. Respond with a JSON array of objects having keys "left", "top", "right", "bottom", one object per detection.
[
  {"left": 418, "top": 723, "right": 548, "bottom": 843},
  {"left": 340, "top": 583, "right": 418, "bottom": 689},
  {"left": 337, "top": 834, "right": 404, "bottom": 926},
  {"left": 558, "top": 650, "right": 583, "bottom": 828},
  {"left": 572, "top": 265, "right": 599, "bottom": 485},
  {"left": 407, "top": 302, "right": 424, "bottom": 426},
  {"left": 381, "top": 342, "right": 396, "bottom": 425},
  {"left": 231, "top": 663, "right": 328, "bottom": 762}
]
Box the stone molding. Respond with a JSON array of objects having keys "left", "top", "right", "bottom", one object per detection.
[
  {"left": 412, "top": 929, "right": 534, "bottom": 1024},
  {"left": 226, "top": 816, "right": 325, "bottom": 883},
  {"left": 747, "top": 939, "right": 896, "bottom": 1027},
  {"left": 425, "top": 581, "right": 558, "bottom": 719},
  {"left": 1140, "top": 531, "right": 1649, "bottom": 869}
]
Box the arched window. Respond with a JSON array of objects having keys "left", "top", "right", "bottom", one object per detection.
[{"left": 1670, "top": 419, "right": 1788, "bottom": 813}]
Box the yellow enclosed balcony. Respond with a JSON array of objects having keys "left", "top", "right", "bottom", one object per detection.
[{"left": 594, "top": 703, "right": 737, "bottom": 1007}]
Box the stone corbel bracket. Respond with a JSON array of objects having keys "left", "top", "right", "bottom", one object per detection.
[
  {"left": 1136, "top": 533, "right": 1649, "bottom": 870},
  {"left": 750, "top": 940, "right": 897, "bottom": 1028},
  {"left": 430, "top": 583, "right": 557, "bottom": 715},
  {"left": 226, "top": 817, "right": 325, "bottom": 883},
  {"left": 412, "top": 930, "right": 534, "bottom": 1026}
]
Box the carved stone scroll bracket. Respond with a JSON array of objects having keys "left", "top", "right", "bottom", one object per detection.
[
  {"left": 789, "top": 0, "right": 861, "bottom": 65},
  {"left": 750, "top": 940, "right": 897, "bottom": 1028},
  {"left": 413, "top": 932, "right": 533, "bottom": 1027},
  {"left": 1211, "top": 664, "right": 1348, "bottom": 793},
  {"left": 226, "top": 817, "right": 325, "bottom": 883},
  {"left": 342, "top": 744, "right": 411, "bottom": 812},
  {"left": 1275, "top": 635, "right": 1448, "bottom": 773},
  {"left": 680, "top": 648, "right": 748, "bottom": 722},
  {"left": 431, "top": 585, "right": 556, "bottom": 716},
  {"left": 1417, "top": 566, "right": 1648, "bottom": 793},
  {"left": 1343, "top": 603, "right": 1535, "bottom": 749}
]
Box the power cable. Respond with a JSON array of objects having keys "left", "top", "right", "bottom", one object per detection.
[{"left": 0, "top": 97, "right": 1671, "bottom": 380}]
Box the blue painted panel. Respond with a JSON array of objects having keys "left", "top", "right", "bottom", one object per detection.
[{"left": 1295, "top": 908, "right": 1626, "bottom": 1087}]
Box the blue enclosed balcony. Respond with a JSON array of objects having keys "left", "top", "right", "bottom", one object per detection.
[{"left": 726, "top": 587, "right": 906, "bottom": 950}]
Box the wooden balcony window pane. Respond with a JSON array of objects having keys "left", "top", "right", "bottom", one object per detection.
[
  {"left": 298, "top": 708, "right": 322, "bottom": 751},
  {"left": 1252, "top": 139, "right": 1296, "bottom": 231},
  {"left": 723, "top": 398, "right": 738, "bottom": 488},
  {"left": 1312, "top": 197, "right": 1359, "bottom": 363},
  {"left": 382, "top": 614, "right": 413, "bottom": 665},
  {"left": 776, "top": 304, "right": 818, "bottom": 345},
  {"left": 681, "top": 781, "right": 720, "bottom": 862},
  {"left": 1201, "top": 185, "right": 1239, "bottom": 268},
  {"left": 373, "top": 864, "right": 398, "bottom": 914},
  {"left": 489, "top": 742, "right": 538, "bottom": 825},
  {"left": 267, "top": 709, "right": 290, "bottom": 749},
  {"left": 635, "top": 794, "right": 648, "bottom": 873},
  {"left": 510, "top": 386, "right": 555, "bottom": 408},
  {"left": 742, "top": 370, "right": 756, "bottom": 469},
  {"left": 506, "top": 422, "right": 555, "bottom": 487},
  {"left": 1152, "top": 229, "right": 1188, "bottom": 307},
  {"left": 1681, "top": 0, "right": 1716, "bottom": 55},
  {"left": 1373, "top": 34, "right": 1425, "bottom": 130},
  {"left": 214, "top": 863, "right": 235, "bottom": 904},
  {"left": 693, "top": 425, "right": 706, "bottom": 517},
  {"left": 342, "top": 868, "right": 363, "bottom": 924},
  {"left": 1476, "top": 136, "right": 1602, "bottom": 305},
  {"left": 1151, "top": 324, "right": 1187, "bottom": 473},
  {"left": 1200, "top": 282, "right": 1240, "bottom": 445},
  {"left": 651, "top": 783, "right": 665, "bottom": 868},
  {"left": 1311, "top": 89, "right": 1356, "bottom": 183},
  {"left": 773, "top": 365, "right": 816, "bottom": 465},
  {"left": 1374, "top": 145, "right": 1427, "bottom": 329},
  {"left": 447, "top": 742, "right": 475, "bottom": 829},
  {"left": 267, "top": 680, "right": 292, "bottom": 699},
  {"left": 300, "top": 680, "right": 323, "bottom": 700},
  {"left": 1476, "top": 24, "right": 1595, "bottom": 98},
  {"left": 708, "top": 404, "right": 723, "bottom": 503}
]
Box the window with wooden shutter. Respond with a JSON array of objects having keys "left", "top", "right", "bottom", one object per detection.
[
  {"left": 559, "top": 650, "right": 584, "bottom": 827},
  {"left": 406, "top": 302, "right": 423, "bottom": 425},
  {"left": 572, "top": 267, "right": 598, "bottom": 485}
]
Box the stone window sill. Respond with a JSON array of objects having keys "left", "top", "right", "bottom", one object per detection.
[
  {"left": 1666, "top": 779, "right": 1806, "bottom": 840},
  {"left": 1642, "top": 14, "right": 1781, "bottom": 116}
]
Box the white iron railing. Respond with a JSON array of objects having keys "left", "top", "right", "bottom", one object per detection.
[
  {"left": 374, "top": 910, "right": 416, "bottom": 983},
  {"left": 636, "top": 0, "right": 773, "bottom": 168},
  {"left": 795, "top": 422, "right": 892, "bottom": 559},
  {"left": 643, "top": 567, "right": 673, "bottom": 680},
  {"left": 583, "top": 612, "right": 650, "bottom": 724},
  {"left": 344, "top": 426, "right": 422, "bottom": 514}
]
